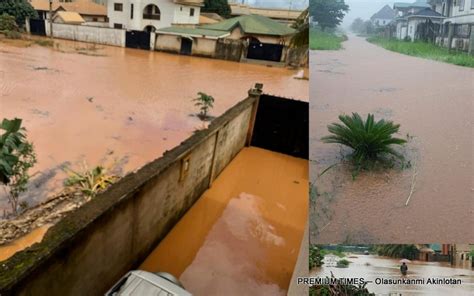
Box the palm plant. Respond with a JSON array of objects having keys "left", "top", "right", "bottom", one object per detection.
[
  {"left": 193, "top": 92, "right": 214, "bottom": 121},
  {"left": 321, "top": 113, "right": 406, "bottom": 167}
]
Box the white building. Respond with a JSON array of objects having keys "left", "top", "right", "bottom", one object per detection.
[
  {"left": 371, "top": 5, "right": 397, "bottom": 27},
  {"left": 107, "top": 0, "right": 203, "bottom": 32}
]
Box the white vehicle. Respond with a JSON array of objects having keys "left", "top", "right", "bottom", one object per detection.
[{"left": 105, "top": 270, "right": 192, "bottom": 296}]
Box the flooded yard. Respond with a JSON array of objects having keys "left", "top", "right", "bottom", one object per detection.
[
  {"left": 0, "top": 38, "right": 308, "bottom": 210},
  {"left": 140, "top": 147, "right": 308, "bottom": 295},
  {"left": 310, "top": 35, "right": 473, "bottom": 243},
  {"left": 311, "top": 254, "right": 474, "bottom": 295}
]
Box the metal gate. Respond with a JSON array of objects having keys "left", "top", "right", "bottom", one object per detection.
[
  {"left": 30, "top": 19, "right": 46, "bottom": 36},
  {"left": 251, "top": 94, "right": 308, "bottom": 159},
  {"left": 125, "top": 30, "right": 151, "bottom": 50},
  {"left": 247, "top": 42, "right": 284, "bottom": 62},
  {"left": 180, "top": 38, "right": 192, "bottom": 55}
]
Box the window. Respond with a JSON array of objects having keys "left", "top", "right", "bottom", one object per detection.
[
  {"left": 190, "top": 8, "right": 195, "bottom": 17},
  {"left": 92, "top": 17, "right": 98, "bottom": 22},
  {"left": 459, "top": 0, "right": 465, "bottom": 11},
  {"left": 143, "top": 4, "right": 160, "bottom": 20},
  {"left": 114, "top": 23, "right": 123, "bottom": 29},
  {"left": 131, "top": 3, "right": 134, "bottom": 19},
  {"left": 114, "top": 3, "right": 123, "bottom": 11}
]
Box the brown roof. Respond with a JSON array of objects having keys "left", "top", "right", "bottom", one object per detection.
[
  {"left": 54, "top": 11, "right": 85, "bottom": 24},
  {"left": 29, "top": 0, "right": 106, "bottom": 16},
  {"left": 199, "top": 15, "right": 218, "bottom": 24}
]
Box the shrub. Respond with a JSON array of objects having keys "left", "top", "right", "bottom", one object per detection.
[
  {"left": 193, "top": 92, "right": 215, "bottom": 121},
  {"left": 309, "top": 245, "right": 324, "bottom": 269},
  {"left": 336, "top": 258, "right": 350, "bottom": 267},
  {"left": 4, "top": 29, "right": 21, "bottom": 39},
  {"left": 0, "top": 118, "right": 37, "bottom": 215},
  {"left": 64, "top": 162, "right": 118, "bottom": 200},
  {"left": 0, "top": 13, "right": 18, "bottom": 31},
  {"left": 321, "top": 113, "right": 406, "bottom": 168}
]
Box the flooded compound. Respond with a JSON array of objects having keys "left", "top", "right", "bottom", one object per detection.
[
  {"left": 0, "top": 38, "right": 308, "bottom": 210},
  {"left": 0, "top": 225, "right": 50, "bottom": 261},
  {"left": 140, "top": 147, "right": 308, "bottom": 295},
  {"left": 311, "top": 254, "right": 474, "bottom": 295},
  {"left": 310, "top": 35, "right": 473, "bottom": 243}
]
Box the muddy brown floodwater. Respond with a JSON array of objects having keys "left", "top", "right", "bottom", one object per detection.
[
  {"left": 140, "top": 147, "right": 308, "bottom": 295},
  {"left": 311, "top": 254, "right": 474, "bottom": 295},
  {"left": 0, "top": 38, "right": 308, "bottom": 210},
  {"left": 310, "top": 35, "right": 473, "bottom": 243},
  {"left": 0, "top": 225, "right": 50, "bottom": 261}
]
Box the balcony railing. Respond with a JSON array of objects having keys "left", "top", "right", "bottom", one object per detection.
[{"left": 143, "top": 14, "right": 160, "bottom": 20}]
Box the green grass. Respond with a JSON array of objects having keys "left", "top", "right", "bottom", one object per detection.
[
  {"left": 367, "top": 36, "right": 474, "bottom": 68},
  {"left": 310, "top": 28, "right": 347, "bottom": 50}
]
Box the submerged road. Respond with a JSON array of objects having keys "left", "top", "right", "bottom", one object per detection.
[{"left": 310, "top": 35, "right": 473, "bottom": 243}]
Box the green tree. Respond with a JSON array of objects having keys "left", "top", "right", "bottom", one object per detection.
[
  {"left": 202, "top": 0, "right": 231, "bottom": 18},
  {"left": 0, "top": 13, "right": 18, "bottom": 31},
  {"left": 350, "top": 17, "right": 365, "bottom": 33},
  {"left": 291, "top": 8, "right": 309, "bottom": 49},
  {"left": 309, "top": 245, "right": 324, "bottom": 269},
  {"left": 0, "top": 118, "right": 37, "bottom": 214},
  {"left": 193, "top": 92, "right": 215, "bottom": 120},
  {"left": 375, "top": 245, "right": 419, "bottom": 259},
  {"left": 309, "top": 0, "right": 349, "bottom": 31},
  {"left": 0, "top": 0, "right": 38, "bottom": 27}
]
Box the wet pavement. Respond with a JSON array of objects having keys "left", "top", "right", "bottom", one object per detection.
[
  {"left": 310, "top": 35, "right": 474, "bottom": 243},
  {"left": 0, "top": 38, "right": 308, "bottom": 210},
  {"left": 311, "top": 254, "right": 474, "bottom": 295},
  {"left": 140, "top": 147, "right": 308, "bottom": 295}
]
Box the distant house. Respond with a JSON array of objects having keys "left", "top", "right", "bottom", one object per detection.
[
  {"left": 428, "top": 0, "right": 474, "bottom": 52},
  {"left": 229, "top": 3, "right": 303, "bottom": 25},
  {"left": 29, "top": 0, "right": 107, "bottom": 24},
  {"left": 393, "top": 1, "right": 444, "bottom": 40},
  {"left": 155, "top": 14, "right": 296, "bottom": 63},
  {"left": 371, "top": 5, "right": 397, "bottom": 26},
  {"left": 53, "top": 11, "right": 86, "bottom": 24},
  {"left": 107, "top": 0, "right": 203, "bottom": 31}
]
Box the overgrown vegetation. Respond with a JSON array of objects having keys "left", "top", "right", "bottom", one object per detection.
[
  {"left": 322, "top": 113, "right": 407, "bottom": 172},
  {"left": 0, "top": 0, "right": 37, "bottom": 27},
  {"left": 0, "top": 13, "right": 21, "bottom": 39},
  {"left": 309, "top": 245, "right": 324, "bottom": 269},
  {"left": 367, "top": 36, "right": 474, "bottom": 68},
  {"left": 310, "top": 28, "right": 347, "bottom": 50},
  {"left": 0, "top": 118, "right": 37, "bottom": 215},
  {"left": 336, "top": 258, "right": 350, "bottom": 268},
  {"left": 193, "top": 92, "right": 215, "bottom": 121},
  {"left": 310, "top": 273, "right": 374, "bottom": 296},
  {"left": 375, "top": 244, "right": 419, "bottom": 259},
  {"left": 202, "top": 0, "right": 231, "bottom": 18},
  {"left": 63, "top": 162, "right": 119, "bottom": 200}
]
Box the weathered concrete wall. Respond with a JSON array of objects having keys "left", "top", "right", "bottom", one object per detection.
[
  {"left": 192, "top": 38, "right": 217, "bottom": 57},
  {"left": 45, "top": 22, "right": 126, "bottom": 47},
  {"left": 215, "top": 38, "right": 244, "bottom": 61},
  {"left": 155, "top": 35, "right": 217, "bottom": 58},
  {"left": 155, "top": 34, "right": 181, "bottom": 52},
  {"left": 0, "top": 91, "right": 261, "bottom": 296}
]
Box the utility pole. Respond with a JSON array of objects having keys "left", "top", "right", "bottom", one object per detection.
[{"left": 49, "top": 0, "right": 53, "bottom": 38}]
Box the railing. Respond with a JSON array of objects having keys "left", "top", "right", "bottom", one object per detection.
[{"left": 143, "top": 14, "right": 160, "bottom": 20}]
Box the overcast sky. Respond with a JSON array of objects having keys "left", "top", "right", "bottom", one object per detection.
[{"left": 342, "top": 0, "right": 396, "bottom": 28}]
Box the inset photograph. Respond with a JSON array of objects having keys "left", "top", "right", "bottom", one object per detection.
[
  {"left": 309, "top": 0, "right": 474, "bottom": 243},
  {"left": 309, "top": 244, "right": 474, "bottom": 295}
]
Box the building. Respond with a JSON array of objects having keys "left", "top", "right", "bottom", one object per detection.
[
  {"left": 429, "top": 0, "right": 474, "bottom": 52},
  {"left": 393, "top": 1, "right": 444, "bottom": 40},
  {"left": 371, "top": 5, "right": 397, "bottom": 27},
  {"left": 451, "top": 244, "right": 474, "bottom": 267},
  {"left": 229, "top": 3, "right": 303, "bottom": 25},
  {"left": 53, "top": 11, "right": 86, "bottom": 24},
  {"left": 107, "top": 0, "right": 203, "bottom": 31},
  {"left": 155, "top": 14, "right": 296, "bottom": 63},
  {"left": 29, "top": 0, "right": 107, "bottom": 24}
]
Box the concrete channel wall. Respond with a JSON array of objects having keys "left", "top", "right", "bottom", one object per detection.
[
  {"left": 0, "top": 89, "right": 261, "bottom": 296},
  {"left": 45, "top": 22, "right": 126, "bottom": 47}
]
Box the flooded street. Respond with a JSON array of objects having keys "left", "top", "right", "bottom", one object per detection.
[
  {"left": 311, "top": 254, "right": 474, "bottom": 295},
  {"left": 140, "top": 147, "right": 308, "bottom": 295},
  {"left": 310, "top": 35, "right": 473, "bottom": 243},
  {"left": 0, "top": 38, "right": 308, "bottom": 210},
  {"left": 0, "top": 225, "right": 50, "bottom": 261}
]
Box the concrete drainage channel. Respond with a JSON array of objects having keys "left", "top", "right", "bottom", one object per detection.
[{"left": 0, "top": 85, "right": 308, "bottom": 296}]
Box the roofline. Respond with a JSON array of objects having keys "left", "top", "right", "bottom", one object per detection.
[{"left": 156, "top": 31, "right": 230, "bottom": 39}]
